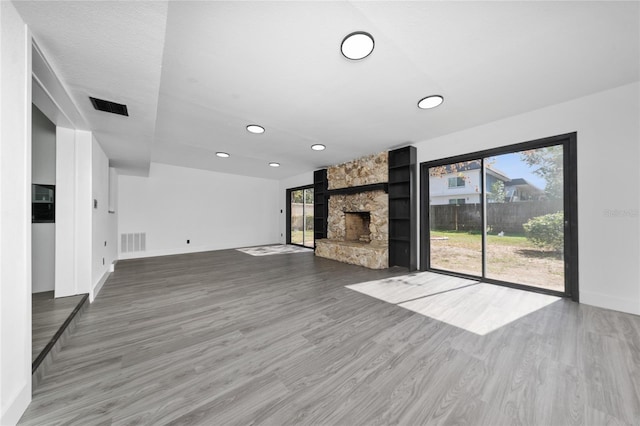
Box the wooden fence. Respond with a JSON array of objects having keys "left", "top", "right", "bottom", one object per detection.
[{"left": 430, "top": 200, "right": 563, "bottom": 234}]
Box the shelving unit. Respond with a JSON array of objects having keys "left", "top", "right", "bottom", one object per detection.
[
  {"left": 388, "top": 146, "right": 417, "bottom": 270},
  {"left": 313, "top": 169, "right": 328, "bottom": 246}
]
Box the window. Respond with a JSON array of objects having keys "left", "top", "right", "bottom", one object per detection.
[
  {"left": 448, "top": 176, "right": 465, "bottom": 188},
  {"left": 448, "top": 199, "right": 466, "bottom": 205}
]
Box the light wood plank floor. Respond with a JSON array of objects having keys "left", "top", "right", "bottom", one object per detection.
[
  {"left": 32, "top": 291, "right": 86, "bottom": 362},
  {"left": 20, "top": 249, "right": 640, "bottom": 425}
]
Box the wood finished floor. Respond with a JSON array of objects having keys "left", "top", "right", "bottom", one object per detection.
[
  {"left": 20, "top": 249, "right": 640, "bottom": 425},
  {"left": 32, "top": 291, "right": 86, "bottom": 362}
]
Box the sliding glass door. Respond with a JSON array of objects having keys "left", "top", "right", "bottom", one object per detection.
[
  {"left": 288, "top": 186, "right": 314, "bottom": 248},
  {"left": 423, "top": 133, "right": 577, "bottom": 299},
  {"left": 485, "top": 148, "right": 564, "bottom": 291}
]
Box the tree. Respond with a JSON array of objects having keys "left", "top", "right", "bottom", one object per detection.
[
  {"left": 520, "top": 145, "right": 563, "bottom": 199},
  {"left": 487, "top": 181, "right": 506, "bottom": 203},
  {"left": 291, "top": 191, "right": 303, "bottom": 203},
  {"left": 304, "top": 189, "right": 314, "bottom": 204}
]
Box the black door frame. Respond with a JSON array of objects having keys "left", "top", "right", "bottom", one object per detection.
[
  {"left": 419, "top": 132, "right": 579, "bottom": 301},
  {"left": 286, "top": 184, "right": 314, "bottom": 248}
]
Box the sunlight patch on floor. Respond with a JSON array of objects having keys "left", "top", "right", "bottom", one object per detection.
[
  {"left": 346, "top": 271, "right": 478, "bottom": 304},
  {"left": 346, "top": 272, "right": 561, "bottom": 335}
]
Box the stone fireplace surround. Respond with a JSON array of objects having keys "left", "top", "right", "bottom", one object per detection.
[{"left": 315, "top": 152, "right": 389, "bottom": 269}]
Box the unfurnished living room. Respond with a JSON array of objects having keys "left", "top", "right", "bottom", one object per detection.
[{"left": 1, "top": 1, "right": 639, "bottom": 425}]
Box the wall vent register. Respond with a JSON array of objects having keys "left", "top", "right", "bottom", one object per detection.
[
  {"left": 90, "top": 96, "right": 129, "bottom": 116},
  {"left": 121, "top": 233, "right": 146, "bottom": 253}
]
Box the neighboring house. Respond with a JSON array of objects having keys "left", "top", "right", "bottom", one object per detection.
[
  {"left": 505, "top": 178, "right": 545, "bottom": 202},
  {"left": 429, "top": 162, "right": 542, "bottom": 205}
]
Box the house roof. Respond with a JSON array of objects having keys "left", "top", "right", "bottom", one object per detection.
[{"left": 505, "top": 178, "right": 544, "bottom": 193}]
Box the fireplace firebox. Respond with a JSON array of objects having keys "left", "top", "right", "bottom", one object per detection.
[{"left": 345, "top": 212, "right": 371, "bottom": 243}]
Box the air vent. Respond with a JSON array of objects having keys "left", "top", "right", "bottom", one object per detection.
[
  {"left": 121, "top": 232, "right": 146, "bottom": 253},
  {"left": 89, "top": 96, "right": 129, "bottom": 116}
]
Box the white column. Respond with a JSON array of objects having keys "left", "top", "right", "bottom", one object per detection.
[
  {"left": 0, "top": 1, "right": 33, "bottom": 423},
  {"left": 55, "top": 128, "right": 92, "bottom": 297}
]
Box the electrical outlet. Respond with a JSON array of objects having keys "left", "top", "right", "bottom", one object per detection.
[
  {"left": 104, "top": 241, "right": 107, "bottom": 247},
  {"left": 102, "top": 257, "right": 105, "bottom": 265},
  {"left": 187, "top": 239, "right": 190, "bottom": 244}
]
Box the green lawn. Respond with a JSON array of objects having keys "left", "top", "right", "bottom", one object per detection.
[
  {"left": 430, "top": 230, "right": 532, "bottom": 248},
  {"left": 429, "top": 229, "right": 564, "bottom": 291}
]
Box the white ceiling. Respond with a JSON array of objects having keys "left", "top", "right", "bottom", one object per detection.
[{"left": 13, "top": 1, "right": 640, "bottom": 179}]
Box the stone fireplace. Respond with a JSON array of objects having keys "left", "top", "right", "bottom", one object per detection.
[{"left": 315, "top": 152, "right": 389, "bottom": 269}]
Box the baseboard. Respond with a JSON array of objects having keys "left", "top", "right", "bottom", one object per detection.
[
  {"left": 90, "top": 267, "right": 112, "bottom": 303},
  {"left": 1, "top": 381, "right": 31, "bottom": 426},
  {"left": 118, "top": 242, "right": 281, "bottom": 261},
  {"left": 580, "top": 290, "right": 640, "bottom": 315}
]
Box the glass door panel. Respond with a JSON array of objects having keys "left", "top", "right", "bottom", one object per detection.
[
  {"left": 291, "top": 189, "right": 304, "bottom": 245},
  {"left": 428, "top": 160, "right": 483, "bottom": 276},
  {"left": 303, "top": 188, "right": 314, "bottom": 248},
  {"left": 290, "top": 187, "right": 314, "bottom": 247},
  {"left": 485, "top": 147, "right": 564, "bottom": 291}
]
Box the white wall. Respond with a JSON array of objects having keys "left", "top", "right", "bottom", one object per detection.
[
  {"left": 0, "top": 1, "right": 33, "bottom": 424},
  {"left": 31, "top": 104, "right": 56, "bottom": 293},
  {"left": 278, "top": 171, "right": 314, "bottom": 244},
  {"left": 118, "top": 163, "right": 280, "bottom": 259},
  {"left": 414, "top": 81, "right": 640, "bottom": 315},
  {"left": 91, "top": 137, "right": 117, "bottom": 301}
]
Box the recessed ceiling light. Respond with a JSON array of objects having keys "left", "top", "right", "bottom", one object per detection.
[
  {"left": 311, "top": 144, "right": 326, "bottom": 151},
  {"left": 341, "top": 31, "right": 374, "bottom": 60},
  {"left": 216, "top": 152, "right": 230, "bottom": 158},
  {"left": 246, "top": 124, "right": 265, "bottom": 134},
  {"left": 269, "top": 162, "right": 280, "bottom": 167},
  {"left": 418, "top": 95, "right": 444, "bottom": 109}
]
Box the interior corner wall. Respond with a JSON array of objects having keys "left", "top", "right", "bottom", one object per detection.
[
  {"left": 414, "top": 81, "right": 640, "bottom": 315},
  {"left": 31, "top": 104, "right": 56, "bottom": 294},
  {"left": 91, "top": 137, "right": 117, "bottom": 302},
  {"left": 278, "top": 171, "right": 314, "bottom": 244},
  {"left": 117, "top": 163, "right": 280, "bottom": 259},
  {"left": 0, "top": 1, "right": 33, "bottom": 424}
]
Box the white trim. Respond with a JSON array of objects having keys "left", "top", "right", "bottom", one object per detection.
[
  {"left": 31, "top": 41, "right": 87, "bottom": 130},
  {"left": 580, "top": 290, "right": 639, "bottom": 316},
  {"left": 0, "top": 382, "right": 31, "bottom": 426},
  {"left": 90, "top": 267, "right": 111, "bottom": 303}
]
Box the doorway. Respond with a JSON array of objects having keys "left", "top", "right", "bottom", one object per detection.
[
  {"left": 421, "top": 133, "right": 578, "bottom": 300},
  {"left": 286, "top": 185, "right": 314, "bottom": 248}
]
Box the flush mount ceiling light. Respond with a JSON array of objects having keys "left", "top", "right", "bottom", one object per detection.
[
  {"left": 311, "top": 144, "right": 326, "bottom": 151},
  {"left": 246, "top": 124, "right": 265, "bottom": 134},
  {"left": 341, "top": 31, "right": 374, "bottom": 60},
  {"left": 418, "top": 95, "right": 444, "bottom": 109},
  {"left": 268, "top": 162, "right": 280, "bottom": 167},
  {"left": 216, "top": 152, "right": 230, "bottom": 158}
]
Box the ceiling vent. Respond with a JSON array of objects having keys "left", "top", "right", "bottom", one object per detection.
[{"left": 89, "top": 97, "right": 129, "bottom": 116}]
